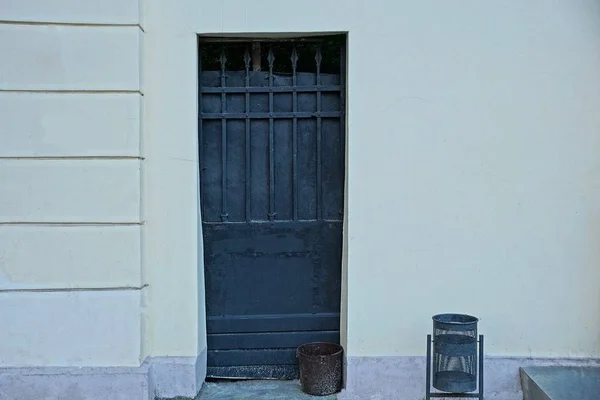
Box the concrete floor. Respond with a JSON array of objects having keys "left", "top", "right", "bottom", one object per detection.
[{"left": 197, "top": 380, "right": 338, "bottom": 400}]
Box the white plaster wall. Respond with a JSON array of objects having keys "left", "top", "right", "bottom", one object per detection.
[
  {"left": 0, "top": 291, "right": 142, "bottom": 367},
  {"left": 0, "top": 160, "right": 140, "bottom": 222},
  {"left": 343, "top": 1, "right": 600, "bottom": 358},
  {"left": 142, "top": 0, "right": 600, "bottom": 361},
  {"left": 0, "top": 1, "right": 144, "bottom": 367},
  {"left": 0, "top": 93, "right": 140, "bottom": 157},
  {"left": 142, "top": 14, "right": 202, "bottom": 356},
  {"left": 0, "top": 25, "right": 141, "bottom": 91},
  {"left": 0, "top": 226, "right": 141, "bottom": 290}
]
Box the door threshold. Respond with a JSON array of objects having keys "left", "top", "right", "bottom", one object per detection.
[{"left": 199, "top": 380, "right": 338, "bottom": 399}]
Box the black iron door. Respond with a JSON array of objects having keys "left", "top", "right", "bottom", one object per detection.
[{"left": 199, "top": 37, "right": 346, "bottom": 379}]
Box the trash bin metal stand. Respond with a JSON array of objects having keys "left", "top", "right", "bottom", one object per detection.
[
  {"left": 426, "top": 335, "right": 484, "bottom": 400},
  {"left": 426, "top": 334, "right": 432, "bottom": 400},
  {"left": 479, "top": 335, "right": 484, "bottom": 400}
]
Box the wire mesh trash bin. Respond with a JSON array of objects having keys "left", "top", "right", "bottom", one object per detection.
[{"left": 426, "top": 314, "right": 484, "bottom": 400}]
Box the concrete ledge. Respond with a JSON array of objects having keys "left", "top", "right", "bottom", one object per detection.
[
  {"left": 0, "top": 366, "right": 150, "bottom": 400},
  {"left": 339, "top": 356, "right": 600, "bottom": 400},
  {"left": 520, "top": 366, "right": 600, "bottom": 400},
  {"left": 0, "top": 350, "right": 208, "bottom": 400},
  {"left": 147, "top": 349, "right": 207, "bottom": 399}
]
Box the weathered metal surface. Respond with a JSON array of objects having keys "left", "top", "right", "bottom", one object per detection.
[{"left": 199, "top": 38, "right": 346, "bottom": 379}]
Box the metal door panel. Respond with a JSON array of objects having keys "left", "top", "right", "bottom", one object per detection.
[{"left": 199, "top": 37, "right": 346, "bottom": 379}]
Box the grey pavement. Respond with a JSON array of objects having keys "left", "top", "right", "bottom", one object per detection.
[{"left": 197, "top": 380, "right": 337, "bottom": 400}]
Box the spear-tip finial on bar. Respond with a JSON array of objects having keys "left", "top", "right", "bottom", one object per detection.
[
  {"left": 267, "top": 46, "right": 275, "bottom": 70},
  {"left": 243, "top": 47, "right": 251, "bottom": 70},
  {"left": 315, "top": 46, "right": 322, "bottom": 69},
  {"left": 291, "top": 46, "right": 299, "bottom": 70},
  {"left": 219, "top": 47, "right": 227, "bottom": 71}
]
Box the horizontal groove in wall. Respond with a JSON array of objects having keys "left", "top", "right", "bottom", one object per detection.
[
  {"left": 0, "top": 285, "right": 148, "bottom": 294},
  {"left": 0, "top": 222, "right": 144, "bottom": 226},
  {"left": 0, "top": 20, "right": 144, "bottom": 31},
  {"left": 0, "top": 90, "right": 143, "bottom": 95},
  {"left": 0, "top": 156, "right": 144, "bottom": 160}
]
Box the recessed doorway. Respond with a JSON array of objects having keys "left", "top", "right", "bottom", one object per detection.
[{"left": 199, "top": 35, "right": 346, "bottom": 379}]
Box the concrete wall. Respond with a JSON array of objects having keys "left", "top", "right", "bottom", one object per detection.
[
  {"left": 143, "top": 0, "right": 600, "bottom": 364},
  {"left": 3, "top": 0, "right": 600, "bottom": 383},
  {"left": 0, "top": 0, "right": 143, "bottom": 367}
]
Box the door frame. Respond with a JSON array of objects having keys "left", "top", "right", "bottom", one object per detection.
[
  {"left": 197, "top": 32, "right": 349, "bottom": 374},
  {"left": 198, "top": 36, "right": 347, "bottom": 378}
]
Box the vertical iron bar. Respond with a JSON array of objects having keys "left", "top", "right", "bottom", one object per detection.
[
  {"left": 219, "top": 48, "right": 228, "bottom": 222},
  {"left": 198, "top": 43, "right": 204, "bottom": 221},
  {"left": 315, "top": 46, "right": 322, "bottom": 220},
  {"left": 426, "top": 334, "right": 432, "bottom": 400},
  {"left": 479, "top": 335, "right": 484, "bottom": 400},
  {"left": 244, "top": 47, "right": 252, "bottom": 222},
  {"left": 338, "top": 41, "right": 346, "bottom": 220},
  {"left": 267, "top": 46, "right": 276, "bottom": 221},
  {"left": 252, "top": 42, "right": 262, "bottom": 71},
  {"left": 291, "top": 45, "right": 299, "bottom": 221}
]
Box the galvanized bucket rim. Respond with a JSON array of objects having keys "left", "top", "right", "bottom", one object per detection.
[{"left": 432, "top": 313, "right": 479, "bottom": 324}]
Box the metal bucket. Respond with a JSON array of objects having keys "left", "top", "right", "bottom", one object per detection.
[{"left": 297, "top": 342, "right": 343, "bottom": 396}]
